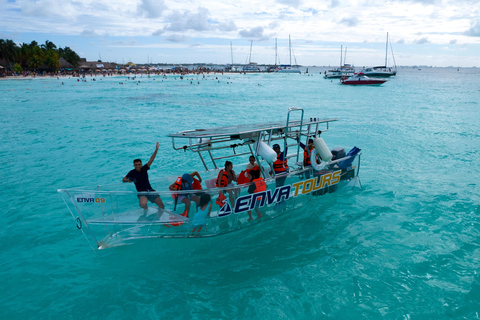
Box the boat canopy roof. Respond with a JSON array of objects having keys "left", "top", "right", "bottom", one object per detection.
[{"left": 168, "top": 118, "right": 338, "bottom": 139}]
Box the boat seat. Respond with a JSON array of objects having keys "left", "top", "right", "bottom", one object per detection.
[{"left": 205, "top": 178, "right": 217, "bottom": 189}]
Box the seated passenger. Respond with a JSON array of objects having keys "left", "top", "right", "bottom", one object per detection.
[
  {"left": 191, "top": 194, "right": 212, "bottom": 235},
  {"left": 247, "top": 169, "right": 266, "bottom": 220},
  {"left": 238, "top": 156, "right": 260, "bottom": 185},
  {"left": 246, "top": 155, "right": 258, "bottom": 169},
  {"left": 215, "top": 161, "right": 238, "bottom": 206},
  {"left": 169, "top": 172, "right": 202, "bottom": 217}
]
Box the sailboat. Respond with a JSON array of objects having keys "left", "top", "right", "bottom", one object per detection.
[
  {"left": 324, "top": 45, "right": 355, "bottom": 79},
  {"left": 275, "top": 35, "right": 301, "bottom": 73},
  {"left": 242, "top": 41, "right": 260, "bottom": 72},
  {"left": 361, "top": 32, "right": 397, "bottom": 77}
]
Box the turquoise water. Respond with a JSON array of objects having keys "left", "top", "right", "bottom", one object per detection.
[{"left": 1, "top": 68, "right": 480, "bottom": 319}]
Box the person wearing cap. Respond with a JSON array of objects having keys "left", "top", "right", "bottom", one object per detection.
[
  {"left": 272, "top": 143, "right": 288, "bottom": 187},
  {"left": 169, "top": 172, "right": 202, "bottom": 216},
  {"left": 123, "top": 142, "right": 165, "bottom": 215}
]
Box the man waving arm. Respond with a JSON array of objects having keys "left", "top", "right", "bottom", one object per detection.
[{"left": 147, "top": 142, "right": 160, "bottom": 168}]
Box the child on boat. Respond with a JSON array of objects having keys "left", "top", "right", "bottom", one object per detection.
[{"left": 191, "top": 194, "right": 212, "bottom": 235}]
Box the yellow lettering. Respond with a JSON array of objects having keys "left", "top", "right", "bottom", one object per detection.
[
  {"left": 292, "top": 182, "right": 303, "bottom": 197},
  {"left": 312, "top": 176, "right": 322, "bottom": 191},
  {"left": 331, "top": 170, "right": 341, "bottom": 185},
  {"left": 302, "top": 179, "right": 314, "bottom": 194},
  {"left": 95, "top": 198, "right": 100, "bottom": 203},
  {"left": 322, "top": 173, "right": 332, "bottom": 188}
]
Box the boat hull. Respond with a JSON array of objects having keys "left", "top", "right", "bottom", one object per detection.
[
  {"left": 59, "top": 162, "right": 361, "bottom": 249},
  {"left": 341, "top": 79, "right": 387, "bottom": 85}
]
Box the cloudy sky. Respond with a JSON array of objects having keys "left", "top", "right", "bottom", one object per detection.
[{"left": 1, "top": 0, "right": 479, "bottom": 67}]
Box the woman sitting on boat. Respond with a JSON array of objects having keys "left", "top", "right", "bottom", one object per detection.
[{"left": 215, "top": 161, "right": 238, "bottom": 207}]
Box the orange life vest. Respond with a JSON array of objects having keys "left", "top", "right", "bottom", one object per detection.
[
  {"left": 237, "top": 170, "right": 250, "bottom": 185},
  {"left": 273, "top": 155, "right": 288, "bottom": 173},
  {"left": 253, "top": 178, "right": 267, "bottom": 192},
  {"left": 238, "top": 165, "right": 261, "bottom": 185},
  {"left": 215, "top": 169, "right": 229, "bottom": 187},
  {"left": 171, "top": 177, "right": 183, "bottom": 199},
  {"left": 192, "top": 178, "right": 201, "bottom": 190}
]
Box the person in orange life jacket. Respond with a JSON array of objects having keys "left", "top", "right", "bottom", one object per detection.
[
  {"left": 271, "top": 143, "right": 288, "bottom": 188},
  {"left": 168, "top": 172, "right": 202, "bottom": 217},
  {"left": 247, "top": 169, "right": 266, "bottom": 220},
  {"left": 123, "top": 142, "right": 164, "bottom": 217},
  {"left": 216, "top": 161, "right": 238, "bottom": 206},
  {"left": 298, "top": 138, "right": 316, "bottom": 179}
]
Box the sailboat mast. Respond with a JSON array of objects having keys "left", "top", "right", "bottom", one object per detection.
[
  {"left": 340, "top": 45, "right": 343, "bottom": 68},
  {"left": 344, "top": 47, "right": 347, "bottom": 66},
  {"left": 249, "top": 40, "right": 253, "bottom": 64},
  {"left": 385, "top": 32, "right": 389, "bottom": 67},
  {"left": 230, "top": 41, "right": 234, "bottom": 65},
  {"left": 289, "top": 35, "right": 292, "bottom": 66},
  {"left": 275, "top": 38, "right": 277, "bottom": 66}
]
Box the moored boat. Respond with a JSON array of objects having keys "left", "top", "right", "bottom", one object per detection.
[
  {"left": 340, "top": 73, "right": 387, "bottom": 85},
  {"left": 58, "top": 108, "right": 362, "bottom": 249},
  {"left": 360, "top": 32, "right": 397, "bottom": 77}
]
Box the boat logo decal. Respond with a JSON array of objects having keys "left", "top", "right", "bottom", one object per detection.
[
  {"left": 219, "top": 202, "right": 232, "bottom": 217},
  {"left": 231, "top": 169, "right": 342, "bottom": 215}
]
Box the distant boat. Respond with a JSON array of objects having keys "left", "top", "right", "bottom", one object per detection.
[
  {"left": 361, "top": 33, "right": 397, "bottom": 77},
  {"left": 243, "top": 41, "right": 260, "bottom": 72},
  {"left": 275, "top": 35, "right": 301, "bottom": 74},
  {"left": 324, "top": 45, "right": 355, "bottom": 79},
  {"left": 340, "top": 73, "right": 387, "bottom": 85}
]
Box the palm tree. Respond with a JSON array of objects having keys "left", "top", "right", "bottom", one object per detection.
[
  {"left": 18, "top": 43, "right": 32, "bottom": 69},
  {"left": 58, "top": 46, "right": 80, "bottom": 67},
  {"left": 44, "top": 49, "right": 60, "bottom": 70},
  {"left": 3, "top": 39, "right": 19, "bottom": 69},
  {"left": 41, "top": 40, "right": 56, "bottom": 51}
]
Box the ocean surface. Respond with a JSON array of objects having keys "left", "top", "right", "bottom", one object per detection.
[{"left": 1, "top": 67, "right": 480, "bottom": 319}]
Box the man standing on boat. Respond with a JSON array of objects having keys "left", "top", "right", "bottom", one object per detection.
[{"left": 123, "top": 142, "right": 165, "bottom": 215}]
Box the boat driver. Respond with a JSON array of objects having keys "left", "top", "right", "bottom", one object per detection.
[{"left": 123, "top": 142, "right": 165, "bottom": 216}]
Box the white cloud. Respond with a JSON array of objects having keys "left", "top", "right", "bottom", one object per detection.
[
  {"left": 152, "top": 29, "right": 164, "bottom": 36},
  {"left": 138, "top": 0, "right": 167, "bottom": 19},
  {"left": 339, "top": 16, "right": 359, "bottom": 27},
  {"left": 414, "top": 37, "right": 430, "bottom": 44},
  {"left": 217, "top": 21, "right": 237, "bottom": 32},
  {"left": 276, "top": 0, "right": 301, "bottom": 8},
  {"left": 81, "top": 29, "right": 98, "bottom": 38},
  {"left": 239, "top": 26, "right": 270, "bottom": 40},
  {"left": 465, "top": 20, "right": 480, "bottom": 37},
  {"left": 164, "top": 7, "right": 211, "bottom": 32},
  {"left": 166, "top": 34, "right": 189, "bottom": 42}
]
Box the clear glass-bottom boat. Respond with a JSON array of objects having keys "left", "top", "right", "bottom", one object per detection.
[{"left": 58, "top": 108, "right": 362, "bottom": 249}]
